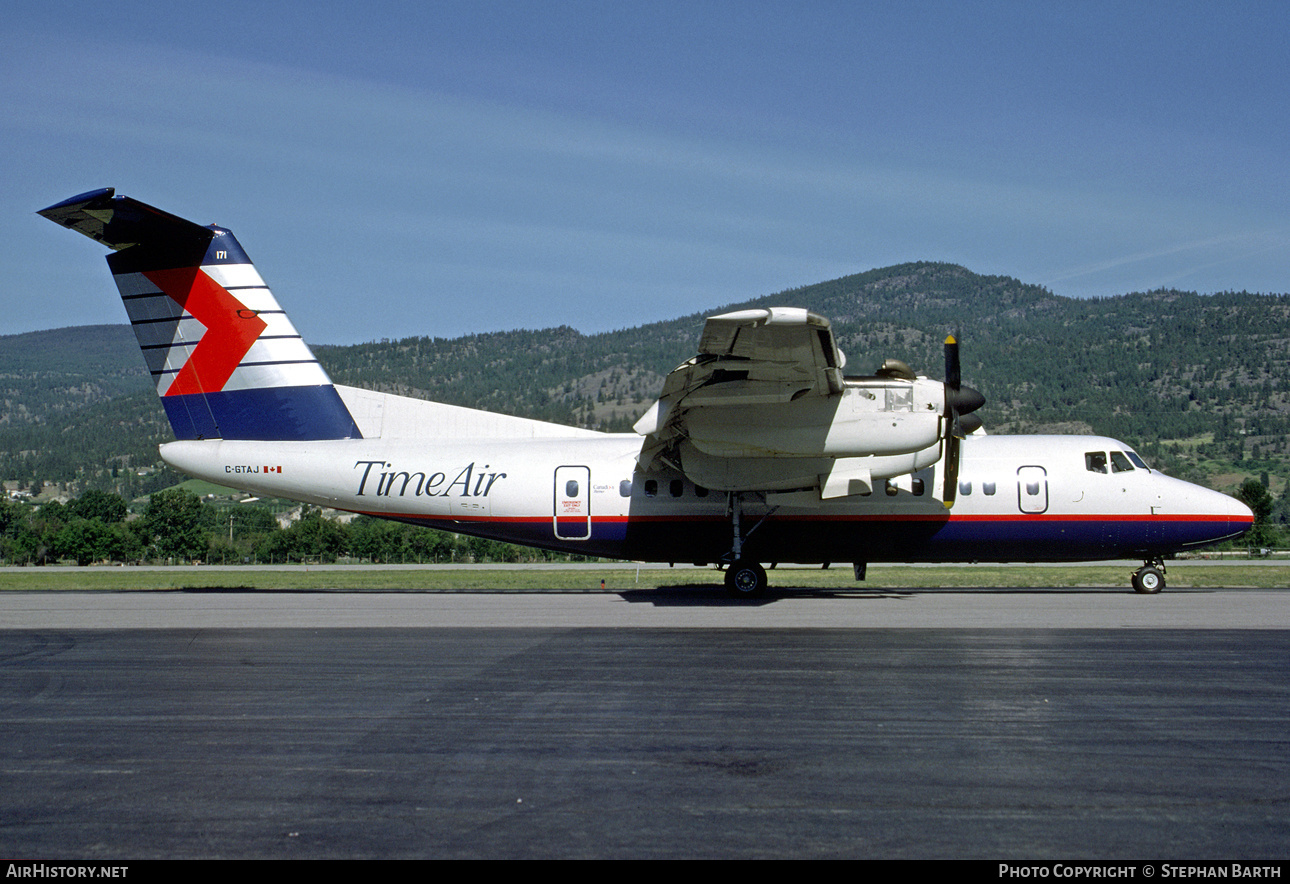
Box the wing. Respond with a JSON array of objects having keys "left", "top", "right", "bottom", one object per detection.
[
  {"left": 634, "top": 307, "right": 954, "bottom": 497},
  {"left": 634, "top": 307, "right": 845, "bottom": 438},
  {"left": 689, "top": 306, "right": 846, "bottom": 400}
]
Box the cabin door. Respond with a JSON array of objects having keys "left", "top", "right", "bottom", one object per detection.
[
  {"left": 1017, "top": 466, "right": 1048, "bottom": 514},
  {"left": 553, "top": 465, "right": 591, "bottom": 540}
]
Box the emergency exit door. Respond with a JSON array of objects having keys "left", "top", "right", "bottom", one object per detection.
[{"left": 554, "top": 465, "right": 591, "bottom": 540}]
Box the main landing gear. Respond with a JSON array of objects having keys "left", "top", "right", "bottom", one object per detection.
[
  {"left": 720, "top": 493, "right": 774, "bottom": 599},
  {"left": 1131, "top": 558, "right": 1166, "bottom": 594},
  {"left": 724, "top": 559, "right": 768, "bottom": 598}
]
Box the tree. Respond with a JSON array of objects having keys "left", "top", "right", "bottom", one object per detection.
[
  {"left": 1235, "top": 479, "right": 1278, "bottom": 549},
  {"left": 144, "top": 489, "right": 208, "bottom": 561},
  {"left": 258, "top": 509, "right": 347, "bottom": 562},
  {"left": 348, "top": 516, "right": 406, "bottom": 562},
  {"left": 67, "top": 489, "right": 128, "bottom": 524},
  {"left": 54, "top": 518, "right": 115, "bottom": 567},
  {"left": 0, "top": 500, "right": 40, "bottom": 564}
]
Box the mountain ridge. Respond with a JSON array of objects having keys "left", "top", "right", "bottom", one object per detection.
[{"left": 3, "top": 261, "right": 1288, "bottom": 492}]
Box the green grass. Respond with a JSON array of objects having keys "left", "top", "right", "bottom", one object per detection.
[{"left": 0, "top": 563, "right": 1286, "bottom": 591}]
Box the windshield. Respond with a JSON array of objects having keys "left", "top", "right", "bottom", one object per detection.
[{"left": 1085, "top": 449, "right": 1151, "bottom": 473}]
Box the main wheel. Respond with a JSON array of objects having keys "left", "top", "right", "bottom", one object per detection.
[
  {"left": 724, "top": 559, "right": 768, "bottom": 599},
  {"left": 1132, "top": 565, "right": 1165, "bottom": 594}
]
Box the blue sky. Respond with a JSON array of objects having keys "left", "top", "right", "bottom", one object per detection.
[{"left": 5, "top": 1, "right": 1288, "bottom": 345}]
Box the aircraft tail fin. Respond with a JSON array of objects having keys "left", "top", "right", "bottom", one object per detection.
[{"left": 39, "top": 188, "right": 361, "bottom": 441}]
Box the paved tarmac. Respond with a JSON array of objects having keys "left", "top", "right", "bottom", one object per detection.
[
  {"left": 5, "top": 583, "right": 1290, "bottom": 629},
  {"left": 1, "top": 587, "right": 1287, "bottom": 859}
]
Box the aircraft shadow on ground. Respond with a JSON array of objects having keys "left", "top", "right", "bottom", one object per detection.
[
  {"left": 616, "top": 584, "right": 1151, "bottom": 605},
  {"left": 160, "top": 584, "right": 915, "bottom": 601},
  {"left": 156, "top": 584, "right": 1146, "bottom": 600},
  {"left": 617, "top": 584, "right": 918, "bottom": 606}
]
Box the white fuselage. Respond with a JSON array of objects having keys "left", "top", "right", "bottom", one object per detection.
[{"left": 161, "top": 394, "right": 1251, "bottom": 565}]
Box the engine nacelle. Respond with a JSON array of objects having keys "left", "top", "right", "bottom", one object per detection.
[
  {"left": 683, "top": 377, "right": 947, "bottom": 459},
  {"left": 674, "top": 440, "right": 944, "bottom": 496}
]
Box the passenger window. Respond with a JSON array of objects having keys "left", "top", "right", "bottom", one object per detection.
[
  {"left": 1110, "top": 452, "right": 1134, "bottom": 473},
  {"left": 983, "top": 482, "right": 996, "bottom": 496},
  {"left": 669, "top": 479, "right": 684, "bottom": 497},
  {"left": 694, "top": 485, "right": 709, "bottom": 498},
  {"left": 958, "top": 481, "right": 972, "bottom": 495},
  {"left": 911, "top": 478, "right": 924, "bottom": 496},
  {"left": 1085, "top": 452, "right": 1108, "bottom": 473},
  {"left": 644, "top": 480, "right": 657, "bottom": 497},
  {"left": 619, "top": 479, "right": 632, "bottom": 497},
  {"left": 565, "top": 479, "right": 579, "bottom": 497},
  {"left": 884, "top": 480, "right": 898, "bottom": 496}
]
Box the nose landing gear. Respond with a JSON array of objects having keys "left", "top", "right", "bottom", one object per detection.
[{"left": 1131, "top": 559, "right": 1166, "bottom": 593}]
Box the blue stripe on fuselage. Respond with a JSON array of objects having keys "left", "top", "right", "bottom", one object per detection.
[{"left": 368, "top": 511, "right": 1247, "bottom": 563}]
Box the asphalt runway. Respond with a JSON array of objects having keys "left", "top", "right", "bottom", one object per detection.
[{"left": 2, "top": 587, "right": 1288, "bottom": 859}]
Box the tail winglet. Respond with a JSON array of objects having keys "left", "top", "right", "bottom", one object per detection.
[{"left": 40, "top": 189, "right": 361, "bottom": 441}]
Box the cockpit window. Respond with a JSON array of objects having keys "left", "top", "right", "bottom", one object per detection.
[
  {"left": 1089, "top": 449, "right": 1151, "bottom": 473},
  {"left": 1110, "top": 451, "right": 1135, "bottom": 473}
]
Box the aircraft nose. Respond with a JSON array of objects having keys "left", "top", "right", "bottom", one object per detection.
[
  {"left": 1228, "top": 494, "right": 1255, "bottom": 535},
  {"left": 1204, "top": 488, "right": 1255, "bottom": 544}
]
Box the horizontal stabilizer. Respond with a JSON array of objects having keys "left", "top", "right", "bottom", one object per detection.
[{"left": 39, "top": 188, "right": 215, "bottom": 264}]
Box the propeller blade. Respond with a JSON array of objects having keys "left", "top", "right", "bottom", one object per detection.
[
  {"left": 944, "top": 334, "right": 961, "bottom": 391},
  {"left": 943, "top": 333, "right": 984, "bottom": 437},
  {"left": 941, "top": 332, "right": 983, "bottom": 507},
  {"left": 943, "top": 432, "right": 959, "bottom": 508}
]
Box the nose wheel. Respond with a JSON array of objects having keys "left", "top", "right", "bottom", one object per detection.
[{"left": 1131, "top": 560, "right": 1166, "bottom": 593}]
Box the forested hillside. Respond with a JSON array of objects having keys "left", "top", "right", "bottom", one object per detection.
[{"left": 4, "top": 262, "right": 1289, "bottom": 496}]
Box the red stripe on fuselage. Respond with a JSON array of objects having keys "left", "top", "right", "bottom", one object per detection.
[
  {"left": 144, "top": 267, "right": 267, "bottom": 396},
  {"left": 350, "top": 511, "right": 1248, "bottom": 526}
]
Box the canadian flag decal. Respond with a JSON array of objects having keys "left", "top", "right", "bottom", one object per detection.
[{"left": 144, "top": 266, "right": 267, "bottom": 397}]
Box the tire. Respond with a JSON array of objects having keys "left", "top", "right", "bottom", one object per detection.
[
  {"left": 724, "top": 559, "right": 768, "bottom": 599},
  {"left": 1132, "top": 566, "right": 1165, "bottom": 594}
]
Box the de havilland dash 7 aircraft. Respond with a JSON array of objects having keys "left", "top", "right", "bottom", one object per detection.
[{"left": 39, "top": 188, "right": 1253, "bottom": 596}]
